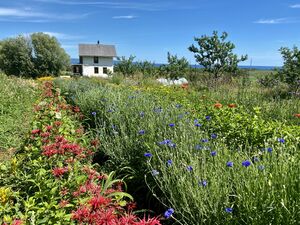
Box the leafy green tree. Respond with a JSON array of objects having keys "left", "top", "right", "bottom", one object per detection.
[
  {"left": 277, "top": 46, "right": 300, "bottom": 90},
  {"left": 31, "top": 32, "right": 70, "bottom": 76},
  {"left": 136, "top": 60, "right": 157, "bottom": 78},
  {"left": 0, "top": 35, "right": 35, "bottom": 77},
  {"left": 162, "top": 52, "right": 189, "bottom": 79},
  {"left": 114, "top": 55, "right": 137, "bottom": 77},
  {"left": 188, "top": 31, "right": 248, "bottom": 79}
]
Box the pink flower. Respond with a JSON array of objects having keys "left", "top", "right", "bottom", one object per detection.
[
  {"left": 31, "top": 129, "right": 40, "bottom": 135},
  {"left": 52, "top": 167, "right": 69, "bottom": 178}
]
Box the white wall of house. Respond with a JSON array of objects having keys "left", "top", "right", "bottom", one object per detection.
[{"left": 81, "top": 56, "right": 114, "bottom": 77}]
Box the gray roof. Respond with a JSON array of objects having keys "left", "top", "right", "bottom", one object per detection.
[{"left": 79, "top": 44, "right": 116, "bottom": 57}]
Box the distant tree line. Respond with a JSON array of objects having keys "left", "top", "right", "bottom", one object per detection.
[{"left": 0, "top": 32, "right": 70, "bottom": 77}]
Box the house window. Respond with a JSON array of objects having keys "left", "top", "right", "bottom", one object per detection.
[
  {"left": 94, "top": 56, "right": 99, "bottom": 64},
  {"left": 94, "top": 67, "right": 99, "bottom": 74},
  {"left": 79, "top": 56, "right": 83, "bottom": 64},
  {"left": 103, "top": 67, "right": 108, "bottom": 74}
]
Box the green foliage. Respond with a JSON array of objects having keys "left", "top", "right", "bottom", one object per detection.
[
  {"left": 56, "top": 77, "right": 300, "bottom": 225},
  {"left": 0, "top": 36, "right": 35, "bottom": 77},
  {"left": 0, "top": 73, "right": 38, "bottom": 159},
  {"left": 114, "top": 55, "right": 137, "bottom": 77},
  {"left": 160, "top": 52, "right": 190, "bottom": 79},
  {"left": 278, "top": 46, "right": 300, "bottom": 90},
  {"left": 136, "top": 60, "right": 157, "bottom": 78},
  {"left": 188, "top": 31, "right": 248, "bottom": 79},
  {"left": 0, "top": 33, "right": 70, "bottom": 77}
]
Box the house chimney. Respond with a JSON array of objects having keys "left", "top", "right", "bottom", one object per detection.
[{"left": 97, "top": 40, "right": 100, "bottom": 44}]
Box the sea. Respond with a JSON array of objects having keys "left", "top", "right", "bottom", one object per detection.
[{"left": 70, "top": 59, "right": 280, "bottom": 71}]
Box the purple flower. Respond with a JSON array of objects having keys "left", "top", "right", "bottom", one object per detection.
[
  {"left": 201, "top": 139, "right": 209, "bottom": 143},
  {"left": 168, "top": 143, "right": 176, "bottom": 148},
  {"left": 252, "top": 156, "right": 259, "bottom": 162},
  {"left": 278, "top": 138, "right": 285, "bottom": 143},
  {"left": 164, "top": 208, "right": 174, "bottom": 219},
  {"left": 167, "top": 159, "right": 172, "bottom": 166},
  {"left": 91, "top": 112, "right": 96, "bottom": 116},
  {"left": 199, "top": 180, "right": 207, "bottom": 187},
  {"left": 169, "top": 123, "right": 175, "bottom": 127},
  {"left": 107, "top": 109, "right": 113, "bottom": 112},
  {"left": 211, "top": 134, "right": 218, "bottom": 139},
  {"left": 151, "top": 170, "right": 159, "bottom": 176},
  {"left": 158, "top": 139, "right": 171, "bottom": 145},
  {"left": 242, "top": 160, "right": 251, "bottom": 167},
  {"left": 205, "top": 116, "right": 211, "bottom": 121},
  {"left": 267, "top": 147, "right": 273, "bottom": 153},
  {"left": 225, "top": 207, "right": 233, "bottom": 213},
  {"left": 138, "top": 130, "right": 145, "bottom": 135},
  {"left": 195, "top": 123, "right": 202, "bottom": 127},
  {"left": 139, "top": 111, "right": 145, "bottom": 117},
  {"left": 211, "top": 151, "right": 217, "bottom": 156},
  {"left": 144, "top": 153, "right": 152, "bottom": 157},
  {"left": 187, "top": 166, "right": 193, "bottom": 171},
  {"left": 195, "top": 144, "right": 203, "bottom": 150},
  {"left": 226, "top": 161, "right": 233, "bottom": 167}
]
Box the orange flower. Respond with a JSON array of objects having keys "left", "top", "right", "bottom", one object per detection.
[
  {"left": 294, "top": 113, "right": 300, "bottom": 118},
  {"left": 228, "top": 103, "right": 237, "bottom": 108},
  {"left": 214, "top": 102, "right": 223, "bottom": 109},
  {"left": 181, "top": 83, "right": 189, "bottom": 89}
]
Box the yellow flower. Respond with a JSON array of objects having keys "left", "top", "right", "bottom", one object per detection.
[{"left": 0, "top": 187, "right": 11, "bottom": 205}]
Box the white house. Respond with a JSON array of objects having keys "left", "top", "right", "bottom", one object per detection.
[{"left": 72, "top": 42, "right": 117, "bottom": 78}]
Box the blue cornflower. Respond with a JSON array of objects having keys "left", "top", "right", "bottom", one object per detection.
[
  {"left": 91, "top": 112, "right": 96, "bottom": 116},
  {"left": 164, "top": 208, "right": 174, "bottom": 219},
  {"left": 138, "top": 130, "right": 145, "bottom": 135},
  {"left": 194, "top": 119, "right": 199, "bottom": 123},
  {"left": 168, "top": 143, "right": 176, "bottom": 148},
  {"left": 151, "top": 170, "right": 159, "bottom": 176},
  {"left": 195, "top": 144, "right": 203, "bottom": 150},
  {"left": 278, "top": 138, "right": 285, "bottom": 143},
  {"left": 167, "top": 159, "right": 172, "bottom": 166},
  {"left": 201, "top": 139, "right": 209, "bottom": 143},
  {"left": 154, "top": 107, "right": 162, "bottom": 113},
  {"left": 169, "top": 123, "right": 175, "bottom": 127},
  {"left": 252, "top": 156, "right": 259, "bottom": 162},
  {"left": 175, "top": 104, "right": 182, "bottom": 108},
  {"left": 158, "top": 139, "right": 170, "bottom": 145},
  {"left": 211, "top": 134, "right": 218, "bottom": 139},
  {"left": 242, "top": 160, "right": 251, "bottom": 167},
  {"left": 226, "top": 161, "right": 233, "bottom": 167},
  {"left": 139, "top": 111, "right": 145, "bottom": 117},
  {"left": 187, "top": 166, "right": 193, "bottom": 171},
  {"left": 144, "top": 153, "right": 152, "bottom": 157},
  {"left": 205, "top": 115, "right": 211, "bottom": 121},
  {"left": 211, "top": 151, "right": 217, "bottom": 156},
  {"left": 225, "top": 207, "right": 233, "bottom": 213},
  {"left": 258, "top": 165, "right": 265, "bottom": 171},
  {"left": 199, "top": 180, "right": 207, "bottom": 187},
  {"left": 107, "top": 109, "right": 113, "bottom": 113},
  {"left": 195, "top": 123, "right": 202, "bottom": 127},
  {"left": 267, "top": 147, "right": 273, "bottom": 153},
  {"left": 111, "top": 125, "right": 117, "bottom": 129}
]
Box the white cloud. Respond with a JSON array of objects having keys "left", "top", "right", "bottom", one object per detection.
[
  {"left": 290, "top": 4, "right": 300, "bottom": 8},
  {"left": 254, "top": 18, "right": 295, "bottom": 24},
  {"left": 42, "top": 32, "right": 84, "bottom": 40},
  {"left": 0, "top": 7, "right": 45, "bottom": 17},
  {"left": 112, "top": 15, "right": 137, "bottom": 19}
]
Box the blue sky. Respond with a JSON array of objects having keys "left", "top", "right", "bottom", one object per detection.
[{"left": 0, "top": 0, "right": 300, "bottom": 66}]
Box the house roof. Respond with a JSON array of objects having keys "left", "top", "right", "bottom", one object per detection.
[{"left": 79, "top": 44, "right": 117, "bottom": 57}]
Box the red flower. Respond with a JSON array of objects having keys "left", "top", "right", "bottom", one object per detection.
[
  {"left": 31, "top": 129, "right": 41, "bottom": 135},
  {"left": 12, "top": 220, "right": 23, "bottom": 225},
  {"left": 73, "top": 106, "right": 81, "bottom": 113},
  {"left": 45, "top": 125, "right": 53, "bottom": 131},
  {"left": 89, "top": 195, "right": 111, "bottom": 209},
  {"left": 294, "top": 113, "right": 300, "bottom": 118},
  {"left": 59, "top": 200, "right": 69, "bottom": 208},
  {"left": 54, "top": 121, "right": 62, "bottom": 127},
  {"left": 52, "top": 167, "right": 69, "bottom": 178},
  {"left": 214, "top": 102, "right": 223, "bottom": 109},
  {"left": 91, "top": 139, "right": 100, "bottom": 147},
  {"left": 41, "top": 132, "right": 50, "bottom": 138},
  {"left": 228, "top": 103, "right": 237, "bottom": 108}
]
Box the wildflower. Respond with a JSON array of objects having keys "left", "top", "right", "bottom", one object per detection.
[
  {"left": 158, "top": 140, "right": 171, "bottom": 145},
  {"left": 267, "top": 147, "right": 273, "bottom": 153},
  {"left": 211, "top": 151, "right": 217, "bottom": 156},
  {"left": 167, "top": 159, "right": 172, "bottom": 166},
  {"left": 226, "top": 161, "right": 233, "bottom": 167},
  {"left": 164, "top": 208, "right": 174, "bottom": 219},
  {"left": 144, "top": 152, "right": 152, "bottom": 157},
  {"left": 169, "top": 123, "right": 175, "bottom": 127},
  {"left": 52, "top": 167, "right": 68, "bottom": 178},
  {"left": 59, "top": 200, "right": 69, "bottom": 208},
  {"left": 54, "top": 121, "right": 62, "bottom": 127},
  {"left": 278, "top": 138, "right": 285, "bottom": 143},
  {"left": 175, "top": 104, "right": 182, "bottom": 108},
  {"left": 258, "top": 165, "right": 265, "bottom": 171},
  {"left": 199, "top": 180, "right": 207, "bottom": 187},
  {"left": 31, "top": 129, "right": 40, "bottom": 135},
  {"left": 154, "top": 107, "right": 162, "bottom": 113},
  {"left": 214, "top": 102, "right": 223, "bottom": 108},
  {"left": 151, "top": 170, "right": 160, "bottom": 176},
  {"left": 201, "top": 139, "right": 209, "bottom": 143},
  {"left": 11, "top": 220, "right": 23, "bottom": 225},
  {"left": 187, "top": 165, "right": 193, "bottom": 171},
  {"left": 140, "top": 111, "right": 145, "bottom": 117},
  {"left": 293, "top": 113, "right": 300, "bottom": 118},
  {"left": 168, "top": 143, "right": 176, "bottom": 148},
  {"left": 91, "top": 111, "right": 96, "bottom": 116},
  {"left": 195, "top": 123, "right": 202, "bottom": 127},
  {"left": 89, "top": 195, "right": 111, "bottom": 209},
  {"left": 228, "top": 103, "right": 237, "bottom": 108},
  {"left": 45, "top": 125, "right": 52, "bottom": 131},
  {"left": 139, "top": 130, "right": 145, "bottom": 135},
  {"left": 91, "top": 139, "right": 100, "bottom": 147},
  {"left": 205, "top": 115, "right": 211, "bottom": 120},
  {"left": 242, "top": 160, "right": 251, "bottom": 167},
  {"left": 225, "top": 207, "right": 233, "bottom": 213},
  {"left": 195, "top": 144, "right": 203, "bottom": 150},
  {"left": 211, "top": 134, "right": 217, "bottom": 139}
]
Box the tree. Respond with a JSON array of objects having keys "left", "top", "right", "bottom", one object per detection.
[
  {"left": 31, "top": 32, "right": 70, "bottom": 76},
  {"left": 188, "top": 31, "right": 247, "bottom": 79},
  {"left": 162, "top": 52, "right": 189, "bottom": 79},
  {"left": 277, "top": 46, "right": 300, "bottom": 90},
  {"left": 0, "top": 35, "right": 35, "bottom": 77},
  {"left": 136, "top": 60, "right": 157, "bottom": 78},
  {"left": 114, "top": 55, "right": 137, "bottom": 77}
]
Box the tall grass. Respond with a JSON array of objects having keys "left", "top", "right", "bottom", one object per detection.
[
  {"left": 55, "top": 77, "right": 300, "bottom": 224},
  {"left": 0, "top": 73, "right": 39, "bottom": 160}
]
